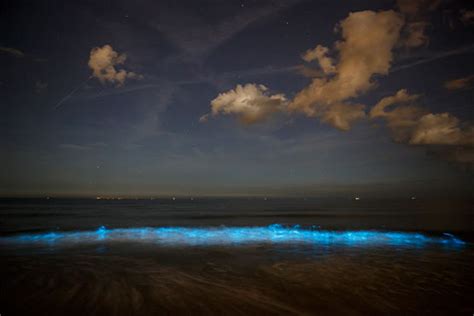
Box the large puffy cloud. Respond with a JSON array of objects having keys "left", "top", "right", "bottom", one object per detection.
[
  {"left": 370, "top": 89, "right": 426, "bottom": 142},
  {"left": 409, "top": 113, "right": 474, "bottom": 164},
  {"left": 410, "top": 113, "right": 474, "bottom": 146},
  {"left": 371, "top": 89, "right": 474, "bottom": 162},
  {"left": 204, "top": 84, "right": 288, "bottom": 124},
  {"left": 291, "top": 11, "right": 403, "bottom": 111},
  {"left": 288, "top": 10, "right": 403, "bottom": 129},
  {"left": 88, "top": 45, "right": 142, "bottom": 87}
]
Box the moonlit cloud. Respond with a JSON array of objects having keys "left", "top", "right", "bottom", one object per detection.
[
  {"left": 370, "top": 89, "right": 421, "bottom": 119},
  {"left": 403, "top": 21, "right": 430, "bottom": 47},
  {"left": 301, "top": 45, "right": 336, "bottom": 74},
  {"left": 396, "top": 0, "right": 440, "bottom": 16},
  {"left": 205, "top": 4, "right": 472, "bottom": 163},
  {"left": 370, "top": 89, "right": 425, "bottom": 143},
  {"left": 320, "top": 103, "right": 366, "bottom": 131},
  {"left": 396, "top": 0, "right": 439, "bottom": 48},
  {"left": 294, "top": 10, "right": 403, "bottom": 107},
  {"left": 409, "top": 113, "right": 474, "bottom": 146},
  {"left": 371, "top": 89, "right": 474, "bottom": 162},
  {"left": 289, "top": 10, "right": 403, "bottom": 130},
  {"left": 149, "top": 0, "right": 301, "bottom": 59},
  {"left": 198, "top": 113, "right": 210, "bottom": 123},
  {"left": 208, "top": 10, "right": 406, "bottom": 130},
  {"left": 391, "top": 45, "right": 474, "bottom": 73},
  {"left": 295, "top": 65, "right": 324, "bottom": 78},
  {"left": 444, "top": 75, "right": 474, "bottom": 90},
  {"left": 205, "top": 84, "right": 288, "bottom": 124},
  {"left": 88, "top": 45, "right": 143, "bottom": 87}
]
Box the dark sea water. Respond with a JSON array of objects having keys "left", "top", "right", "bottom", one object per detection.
[{"left": 1, "top": 198, "right": 473, "bottom": 315}]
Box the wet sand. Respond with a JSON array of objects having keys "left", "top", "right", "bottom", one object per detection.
[{"left": 2, "top": 242, "right": 473, "bottom": 315}]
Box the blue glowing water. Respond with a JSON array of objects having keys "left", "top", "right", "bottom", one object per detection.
[{"left": 0, "top": 224, "right": 465, "bottom": 247}]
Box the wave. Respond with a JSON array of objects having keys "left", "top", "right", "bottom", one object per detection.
[{"left": 0, "top": 224, "right": 465, "bottom": 247}]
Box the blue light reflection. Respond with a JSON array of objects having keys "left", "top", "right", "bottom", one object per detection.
[{"left": 0, "top": 224, "right": 466, "bottom": 247}]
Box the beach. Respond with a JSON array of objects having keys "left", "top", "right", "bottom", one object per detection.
[{"left": 1, "top": 198, "right": 473, "bottom": 315}]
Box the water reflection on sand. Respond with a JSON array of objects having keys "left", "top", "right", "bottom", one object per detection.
[{"left": 2, "top": 241, "right": 473, "bottom": 315}]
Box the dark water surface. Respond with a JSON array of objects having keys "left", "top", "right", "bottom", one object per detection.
[{"left": 1, "top": 198, "right": 473, "bottom": 315}]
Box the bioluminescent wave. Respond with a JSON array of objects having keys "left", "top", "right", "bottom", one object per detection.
[{"left": 0, "top": 225, "right": 465, "bottom": 247}]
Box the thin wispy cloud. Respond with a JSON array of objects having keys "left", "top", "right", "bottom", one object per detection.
[
  {"left": 391, "top": 45, "right": 474, "bottom": 72},
  {"left": 0, "top": 46, "right": 25, "bottom": 57}
]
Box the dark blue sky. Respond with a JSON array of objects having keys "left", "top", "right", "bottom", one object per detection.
[{"left": 1, "top": 0, "right": 473, "bottom": 197}]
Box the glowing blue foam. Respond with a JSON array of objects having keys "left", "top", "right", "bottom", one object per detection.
[{"left": 0, "top": 225, "right": 465, "bottom": 247}]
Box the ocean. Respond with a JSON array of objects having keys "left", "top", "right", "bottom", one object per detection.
[{"left": 1, "top": 197, "right": 473, "bottom": 315}]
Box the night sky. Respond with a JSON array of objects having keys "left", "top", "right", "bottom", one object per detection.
[{"left": 1, "top": 0, "right": 473, "bottom": 197}]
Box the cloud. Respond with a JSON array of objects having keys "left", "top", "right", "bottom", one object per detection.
[
  {"left": 396, "top": 0, "right": 439, "bottom": 48},
  {"left": 370, "top": 89, "right": 426, "bottom": 142},
  {"left": 88, "top": 45, "right": 143, "bottom": 87},
  {"left": 203, "top": 4, "right": 472, "bottom": 164},
  {"left": 320, "top": 103, "right": 366, "bottom": 131},
  {"left": 59, "top": 142, "right": 108, "bottom": 151},
  {"left": 207, "top": 10, "right": 405, "bottom": 130},
  {"left": 410, "top": 113, "right": 474, "bottom": 145},
  {"left": 412, "top": 113, "right": 474, "bottom": 164},
  {"left": 289, "top": 10, "right": 403, "bottom": 129},
  {"left": 0, "top": 46, "right": 25, "bottom": 58},
  {"left": 370, "top": 89, "right": 420, "bottom": 118},
  {"left": 295, "top": 65, "right": 324, "bottom": 78},
  {"left": 371, "top": 90, "right": 474, "bottom": 162},
  {"left": 150, "top": 0, "right": 301, "bottom": 59},
  {"left": 301, "top": 45, "right": 336, "bottom": 74},
  {"left": 207, "top": 6, "right": 455, "bottom": 130},
  {"left": 0, "top": 46, "right": 46, "bottom": 62},
  {"left": 391, "top": 45, "right": 474, "bottom": 73},
  {"left": 443, "top": 75, "right": 474, "bottom": 90},
  {"left": 403, "top": 21, "right": 430, "bottom": 47},
  {"left": 396, "top": 0, "right": 439, "bottom": 16},
  {"left": 205, "top": 84, "right": 288, "bottom": 124},
  {"left": 199, "top": 113, "right": 210, "bottom": 123},
  {"left": 59, "top": 143, "right": 91, "bottom": 151}
]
